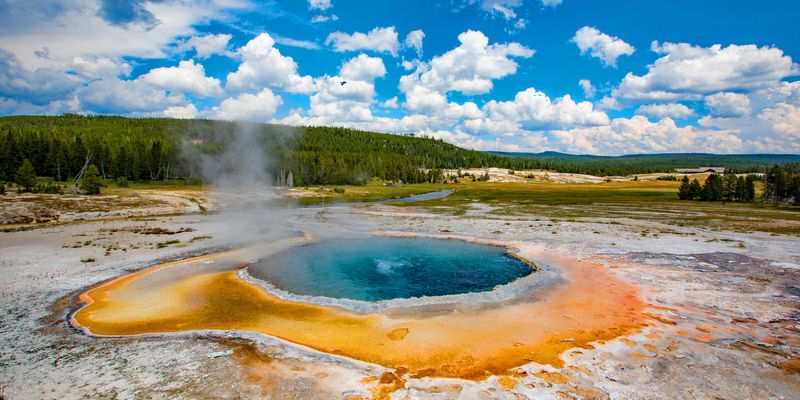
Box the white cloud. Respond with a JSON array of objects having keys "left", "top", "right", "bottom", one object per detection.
[
  {"left": 401, "top": 85, "right": 448, "bottom": 113},
  {"left": 141, "top": 59, "right": 223, "bottom": 98},
  {"left": 704, "top": 92, "right": 751, "bottom": 117},
  {"left": 595, "top": 96, "right": 621, "bottom": 110},
  {"left": 404, "top": 30, "right": 425, "bottom": 57},
  {"left": 559, "top": 82, "right": 800, "bottom": 154},
  {"left": 308, "top": 78, "right": 376, "bottom": 122},
  {"left": 381, "top": 97, "right": 399, "bottom": 108},
  {"left": 467, "top": 87, "right": 609, "bottom": 135},
  {"left": 759, "top": 80, "right": 800, "bottom": 106},
  {"left": 636, "top": 103, "right": 695, "bottom": 119},
  {"left": 547, "top": 116, "right": 741, "bottom": 155},
  {"left": 340, "top": 54, "right": 386, "bottom": 81},
  {"left": 470, "top": 1, "right": 528, "bottom": 33},
  {"left": 226, "top": 33, "right": 316, "bottom": 94},
  {"left": 426, "top": 128, "right": 522, "bottom": 152},
  {"left": 479, "top": 0, "right": 521, "bottom": 20},
  {"left": 572, "top": 26, "right": 635, "bottom": 68},
  {"left": 79, "top": 77, "right": 186, "bottom": 114},
  {"left": 0, "top": 94, "right": 79, "bottom": 116},
  {"left": 615, "top": 41, "right": 799, "bottom": 101},
  {"left": 311, "top": 14, "right": 338, "bottom": 23},
  {"left": 757, "top": 103, "right": 800, "bottom": 139},
  {"left": 0, "top": 1, "right": 249, "bottom": 69},
  {"left": 176, "top": 33, "right": 231, "bottom": 58},
  {"left": 164, "top": 103, "right": 198, "bottom": 119},
  {"left": 445, "top": 102, "right": 483, "bottom": 120},
  {"left": 274, "top": 30, "right": 543, "bottom": 147},
  {"left": 578, "top": 79, "right": 595, "bottom": 98},
  {"left": 325, "top": 26, "right": 400, "bottom": 55},
  {"left": 307, "top": 58, "right": 383, "bottom": 121},
  {"left": 70, "top": 56, "right": 131, "bottom": 79},
  {"left": 697, "top": 82, "right": 800, "bottom": 152},
  {"left": 273, "top": 36, "right": 320, "bottom": 50},
  {"left": 541, "top": 0, "right": 563, "bottom": 6},
  {"left": 399, "top": 30, "right": 533, "bottom": 112},
  {"left": 212, "top": 89, "right": 283, "bottom": 122},
  {"left": 308, "top": 0, "right": 332, "bottom": 11},
  {"left": 0, "top": 48, "right": 81, "bottom": 105},
  {"left": 274, "top": 54, "right": 387, "bottom": 127}
]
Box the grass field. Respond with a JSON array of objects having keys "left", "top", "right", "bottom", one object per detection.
[
  {"left": 5, "top": 177, "right": 798, "bottom": 235},
  {"left": 295, "top": 179, "right": 800, "bottom": 236}
]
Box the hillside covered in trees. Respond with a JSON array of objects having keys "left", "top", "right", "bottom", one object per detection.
[
  {"left": 1, "top": 115, "right": 799, "bottom": 187},
  {"left": 491, "top": 151, "right": 800, "bottom": 175}
]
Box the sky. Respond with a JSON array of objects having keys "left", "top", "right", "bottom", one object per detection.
[{"left": 0, "top": 0, "right": 798, "bottom": 155}]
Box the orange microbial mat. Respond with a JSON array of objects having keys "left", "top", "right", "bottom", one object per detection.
[{"left": 73, "top": 248, "right": 645, "bottom": 379}]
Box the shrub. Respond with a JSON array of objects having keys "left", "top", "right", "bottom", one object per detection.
[
  {"left": 80, "top": 164, "right": 102, "bottom": 195},
  {"left": 657, "top": 175, "right": 678, "bottom": 181},
  {"left": 116, "top": 176, "right": 129, "bottom": 187},
  {"left": 333, "top": 187, "right": 345, "bottom": 193},
  {"left": 35, "top": 181, "right": 63, "bottom": 194},
  {"left": 156, "top": 239, "right": 180, "bottom": 249}
]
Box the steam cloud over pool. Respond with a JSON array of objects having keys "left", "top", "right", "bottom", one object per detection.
[{"left": 248, "top": 237, "right": 534, "bottom": 301}]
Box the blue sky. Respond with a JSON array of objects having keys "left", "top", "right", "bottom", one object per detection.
[{"left": 0, "top": 0, "right": 798, "bottom": 154}]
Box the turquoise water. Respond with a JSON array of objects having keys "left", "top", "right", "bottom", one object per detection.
[{"left": 249, "top": 237, "right": 533, "bottom": 301}]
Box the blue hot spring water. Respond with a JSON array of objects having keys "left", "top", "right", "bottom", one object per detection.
[{"left": 248, "top": 237, "right": 533, "bottom": 301}]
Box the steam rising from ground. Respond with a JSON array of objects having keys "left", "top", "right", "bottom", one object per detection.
[
  {"left": 199, "top": 122, "right": 275, "bottom": 190},
  {"left": 182, "top": 121, "right": 296, "bottom": 248}
]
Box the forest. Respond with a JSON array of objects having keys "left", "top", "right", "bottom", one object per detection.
[
  {"left": 762, "top": 163, "right": 800, "bottom": 204},
  {"left": 1, "top": 115, "right": 799, "bottom": 187},
  {"left": 676, "top": 163, "right": 800, "bottom": 204}
]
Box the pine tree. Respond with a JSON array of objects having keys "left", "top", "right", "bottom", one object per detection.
[
  {"left": 702, "top": 173, "right": 724, "bottom": 201},
  {"left": 723, "top": 171, "right": 737, "bottom": 202},
  {"left": 81, "top": 164, "right": 102, "bottom": 195},
  {"left": 678, "top": 175, "right": 692, "bottom": 200},
  {"left": 0, "top": 131, "right": 20, "bottom": 181},
  {"left": 15, "top": 159, "right": 36, "bottom": 192},
  {"left": 764, "top": 165, "right": 787, "bottom": 202},
  {"left": 688, "top": 179, "right": 702, "bottom": 200},
  {"left": 734, "top": 176, "right": 746, "bottom": 201},
  {"left": 793, "top": 177, "right": 800, "bottom": 206},
  {"left": 743, "top": 175, "right": 756, "bottom": 202}
]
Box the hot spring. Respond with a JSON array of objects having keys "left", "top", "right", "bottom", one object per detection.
[
  {"left": 72, "top": 235, "right": 645, "bottom": 378},
  {"left": 247, "top": 237, "right": 534, "bottom": 301}
]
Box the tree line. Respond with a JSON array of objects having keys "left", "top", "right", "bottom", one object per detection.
[
  {"left": 1, "top": 115, "right": 799, "bottom": 189},
  {"left": 762, "top": 163, "right": 800, "bottom": 204},
  {"left": 677, "top": 164, "right": 800, "bottom": 205},
  {"left": 677, "top": 172, "right": 756, "bottom": 202}
]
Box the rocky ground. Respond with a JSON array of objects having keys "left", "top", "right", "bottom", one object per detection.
[{"left": 0, "top": 190, "right": 798, "bottom": 399}]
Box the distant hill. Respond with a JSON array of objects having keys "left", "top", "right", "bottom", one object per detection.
[
  {"left": 489, "top": 151, "right": 800, "bottom": 172},
  {"left": 0, "top": 115, "right": 797, "bottom": 186}
]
